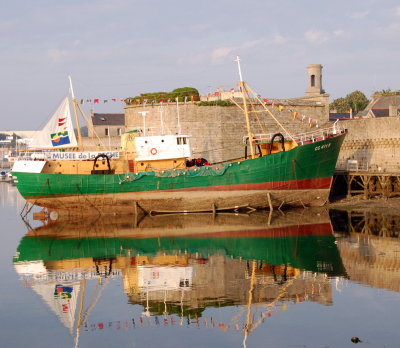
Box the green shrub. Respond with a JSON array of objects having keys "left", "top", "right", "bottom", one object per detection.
[
  {"left": 197, "top": 100, "right": 234, "bottom": 106},
  {"left": 125, "top": 87, "right": 200, "bottom": 105}
]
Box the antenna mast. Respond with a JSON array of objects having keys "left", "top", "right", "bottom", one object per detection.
[
  {"left": 235, "top": 56, "right": 255, "bottom": 159},
  {"left": 68, "top": 76, "right": 83, "bottom": 149}
]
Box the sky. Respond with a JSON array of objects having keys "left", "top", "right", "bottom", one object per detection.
[{"left": 1, "top": 0, "right": 399, "bottom": 130}]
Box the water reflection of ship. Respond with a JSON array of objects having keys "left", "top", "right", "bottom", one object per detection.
[{"left": 14, "top": 210, "right": 346, "bottom": 344}]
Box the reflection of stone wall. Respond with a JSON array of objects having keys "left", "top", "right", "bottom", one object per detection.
[
  {"left": 125, "top": 255, "right": 333, "bottom": 311},
  {"left": 336, "top": 234, "right": 400, "bottom": 292}
]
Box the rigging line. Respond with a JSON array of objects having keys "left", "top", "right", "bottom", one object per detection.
[
  {"left": 81, "top": 277, "right": 111, "bottom": 326},
  {"left": 245, "top": 82, "right": 297, "bottom": 145},
  {"left": 244, "top": 88, "right": 266, "bottom": 135},
  {"left": 74, "top": 183, "right": 101, "bottom": 214},
  {"left": 249, "top": 275, "right": 298, "bottom": 333},
  {"left": 20, "top": 178, "right": 50, "bottom": 218},
  {"left": 75, "top": 103, "right": 106, "bottom": 149}
]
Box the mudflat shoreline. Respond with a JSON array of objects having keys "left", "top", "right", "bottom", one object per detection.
[{"left": 328, "top": 195, "right": 400, "bottom": 214}]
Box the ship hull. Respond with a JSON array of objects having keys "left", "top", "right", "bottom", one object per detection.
[{"left": 13, "top": 132, "right": 346, "bottom": 214}]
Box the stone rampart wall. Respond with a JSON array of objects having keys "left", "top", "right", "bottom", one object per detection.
[
  {"left": 125, "top": 103, "right": 327, "bottom": 163},
  {"left": 337, "top": 117, "right": 400, "bottom": 171}
]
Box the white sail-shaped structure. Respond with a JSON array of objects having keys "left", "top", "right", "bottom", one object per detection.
[
  {"left": 28, "top": 97, "right": 78, "bottom": 150},
  {"left": 31, "top": 281, "right": 80, "bottom": 334}
]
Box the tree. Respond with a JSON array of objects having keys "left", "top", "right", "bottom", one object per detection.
[
  {"left": 329, "top": 97, "right": 348, "bottom": 112},
  {"left": 346, "top": 91, "right": 369, "bottom": 114},
  {"left": 330, "top": 90, "right": 369, "bottom": 113}
]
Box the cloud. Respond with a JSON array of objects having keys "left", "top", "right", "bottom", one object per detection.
[
  {"left": 304, "top": 30, "right": 329, "bottom": 44},
  {"left": 47, "top": 49, "right": 68, "bottom": 63},
  {"left": 210, "top": 40, "right": 261, "bottom": 64},
  {"left": 333, "top": 29, "right": 345, "bottom": 37},
  {"left": 350, "top": 10, "right": 369, "bottom": 19},
  {"left": 273, "top": 34, "right": 289, "bottom": 44},
  {"left": 211, "top": 46, "right": 236, "bottom": 63}
]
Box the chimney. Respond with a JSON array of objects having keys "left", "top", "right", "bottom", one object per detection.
[{"left": 389, "top": 97, "right": 398, "bottom": 117}]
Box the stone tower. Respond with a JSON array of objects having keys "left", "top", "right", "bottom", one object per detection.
[{"left": 306, "top": 64, "right": 325, "bottom": 96}]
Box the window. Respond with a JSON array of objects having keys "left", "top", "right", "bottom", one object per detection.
[
  {"left": 177, "top": 137, "right": 187, "bottom": 145},
  {"left": 311, "top": 74, "right": 315, "bottom": 87},
  {"left": 117, "top": 128, "right": 122, "bottom": 136},
  {"left": 105, "top": 128, "right": 109, "bottom": 136}
]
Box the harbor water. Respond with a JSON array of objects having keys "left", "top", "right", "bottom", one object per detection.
[{"left": 1, "top": 182, "right": 400, "bottom": 348}]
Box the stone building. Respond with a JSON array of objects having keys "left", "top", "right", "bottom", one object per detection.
[
  {"left": 355, "top": 93, "right": 400, "bottom": 118},
  {"left": 90, "top": 112, "right": 125, "bottom": 138}
]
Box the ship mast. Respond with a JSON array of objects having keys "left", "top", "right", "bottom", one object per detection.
[
  {"left": 235, "top": 56, "right": 255, "bottom": 159},
  {"left": 68, "top": 76, "right": 83, "bottom": 150}
]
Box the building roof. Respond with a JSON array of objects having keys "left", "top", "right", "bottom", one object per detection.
[
  {"left": 368, "top": 108, "right": 400, "bottom": 118},
  {"left": 369, "top": 95, "right": 400, "bottom": 109},
  {"left": 329, "top": 112, "right": 352, "bottom": 121},
  {"left": 92, "top": 113, "right": 125, "bottom": 126}
]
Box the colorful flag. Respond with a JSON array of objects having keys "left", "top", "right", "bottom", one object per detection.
[
  {"left": 191, "top": 95, "right": 194, "bottom": 103},
  {"left": 263, "top": 98, "right": 269, "bottom": 103},
  {"left": 112, "top": 98, "right": 116, "bottom": 102},
  {"left": 94, "top": 99, "right": 99, "bottom": 104},
  {"left": 293, "top": 111, "right": 298, "bottom": 120},
  {"left": 301, "top": 115, "right": 306, "bottom": 123},
  {"left": 278, "top": 105, "right": 283, "bottom": 112},
  {"left": 175, "top": 97, "right": 179, "bottom": 103},
  {"left": 308, "top": 117, "right": 313, "bottom": 127},
  {"left": 50, "top": 131, "right": 71, "bottom": 147}
]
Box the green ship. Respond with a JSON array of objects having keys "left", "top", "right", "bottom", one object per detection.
[{"left": 12, "top": 77, "right": 346, "bottom": 215}]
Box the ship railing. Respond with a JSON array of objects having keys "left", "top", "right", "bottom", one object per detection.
[
  {"left": 243, "top": 123, "right": 346, "bottom": 145},
  {"left": 336, "top": 159, "right": 400, "bottom": 173}
]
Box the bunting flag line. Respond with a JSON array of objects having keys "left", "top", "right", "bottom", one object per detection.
[
  {"left": 256, "top": 94, "right": 320, "bottom": 128},
  {"left": 79, "top": 98, "right": 126, "bottom": 104},
  {"left": 81, "top": 298, "right": 302, "bottom": 333}
]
